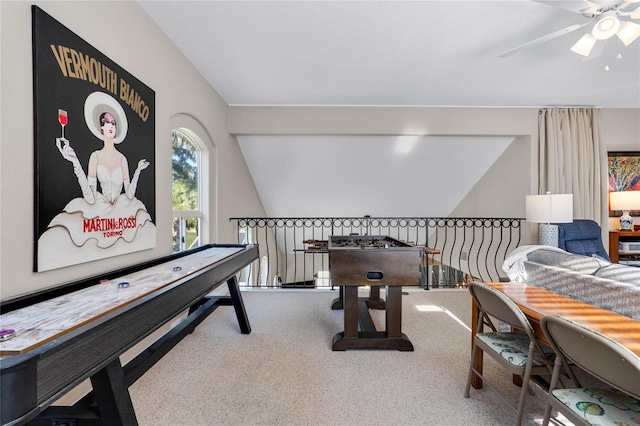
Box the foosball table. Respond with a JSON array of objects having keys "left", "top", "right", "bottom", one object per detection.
[{"left": 328, "top": 235, "right": 424, "bottom": 351}]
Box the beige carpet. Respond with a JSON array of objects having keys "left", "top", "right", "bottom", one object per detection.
[{"left": 129, "top": 288, "right": 571, "bottom": 426}]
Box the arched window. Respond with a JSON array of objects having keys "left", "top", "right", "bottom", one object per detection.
[{"left": 172, "top": 128, "right": 203, "bottom": 252}]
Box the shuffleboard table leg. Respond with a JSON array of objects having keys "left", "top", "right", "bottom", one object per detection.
[
  {"left": 90, "top": 358, "right": 138, "bottom": 426},
  {"left": 227, "top": 275, "right": 251, "bottom": 334}
]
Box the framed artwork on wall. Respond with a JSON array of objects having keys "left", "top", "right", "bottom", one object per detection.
[
  {"left": 607, "top": 151, "right": 640, "bottom": 217},
  {"left": 32, "top": 6, "right": 156, "bottom": 272}
]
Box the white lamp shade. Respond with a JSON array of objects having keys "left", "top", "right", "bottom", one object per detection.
[
  {"left": 592, "top": 14, "right": 621, "bottom": 40},
  {"left": 617, "top": 21, "right": 640, "bottom": 46},
  {"left": 571, "top": 33, "right": 598, "bottom": 56},
  {"left": 526, "top": 193, "right": 574, "bottom": 223},
  {"left": 609, "top": 190, "right": 640, "bottom": 211}
]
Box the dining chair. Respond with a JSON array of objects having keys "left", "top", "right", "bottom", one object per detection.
[
  {"left": 464, "top": 281, "right": 556, "bottom": 426},
  {"left": 541, "top": 315, "right": 640, "bottom": 426}
]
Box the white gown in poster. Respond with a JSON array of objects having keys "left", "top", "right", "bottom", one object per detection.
[{"left": 38, "top": 92, "right": 156, "bottom": 271}]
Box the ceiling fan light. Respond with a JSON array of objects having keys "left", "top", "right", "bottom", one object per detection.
[
  {"left": 571, "top": 33, "right": 597, "bottom": 56},
  {"left": 617, "top": 21, "right": 640, "bottom": 45},
  {"left": 592, "top": 15, "right": 621, "bottom": 40}
]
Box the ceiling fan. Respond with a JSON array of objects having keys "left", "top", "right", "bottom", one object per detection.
[{"left": 499, "top": 0, "right": 640, "bottom": 57}]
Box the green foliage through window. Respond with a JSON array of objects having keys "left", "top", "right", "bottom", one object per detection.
[
  {"left": 172, "top": 129, "right": 201, "bottom": 252},
  {"left": 172, "top": 129, "right": 198, "bottom": 210}
]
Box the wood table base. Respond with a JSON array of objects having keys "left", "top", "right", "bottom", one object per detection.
[
  {"left": 330, "top": 285, "right": 386, "bottom": 310},
  {"left": 332, "top": 331, "right": 414, "bottom": 351},
  {"left": 332, "top": 285, "right": 413, "bottom": 351}
]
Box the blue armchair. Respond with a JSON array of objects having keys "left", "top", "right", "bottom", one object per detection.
[{"left": 554, "top": 219, "right": 610, "bottom": 262}]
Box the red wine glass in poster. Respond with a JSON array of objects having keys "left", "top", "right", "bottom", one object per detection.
[{"left": 58, "top": 109, "right": 67, "bottom": 139}]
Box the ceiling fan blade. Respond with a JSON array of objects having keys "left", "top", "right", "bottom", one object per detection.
[
  {"left": 498, "top": 20, "right": 594, "bottom": 57},
  {"left": 619, "top": 0, "right": 640, "bottom": 7},
  {"left": 618, "top": 2, "right": 640, "bottom": 19},
  {"left": 530, "top": 0, "right": 601, "bottom": 15}
]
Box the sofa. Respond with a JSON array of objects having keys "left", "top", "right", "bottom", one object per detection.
[
  {"left": 503, "top": 246, "right": 640, "bottom": 321},
  {"left": 555, "top": 219, "right": 610, "bottom": 262}
]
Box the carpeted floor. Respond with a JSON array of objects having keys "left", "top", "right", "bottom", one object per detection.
[{"left": 129, "top": 288, "right": 572, "bottom": 426}]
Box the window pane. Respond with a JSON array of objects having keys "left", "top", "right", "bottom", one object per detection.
[
  {"left": 172, "top": 216, "right": 201, "bottom": 252},
  {"left": 172, "top": 216, "right": 182, "bottom": 252},
  {"left": 185, "top": 217, "right": 200, "bottom": 249},
  {"left": 172, "top": 128, "right": 201, "bottom": 253},
  {"left": 172, "top": 130, "right": 199, "bottom": 211}
]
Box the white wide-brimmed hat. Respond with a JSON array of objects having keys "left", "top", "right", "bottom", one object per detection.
[{"left": 84, "top": 91, "right": 128, "bottom": 144}]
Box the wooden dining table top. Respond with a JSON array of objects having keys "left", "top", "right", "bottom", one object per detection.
[{"left": 485, "top": 282, "right": 640, "bottom": 357}]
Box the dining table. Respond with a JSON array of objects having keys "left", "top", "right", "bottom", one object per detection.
[{"left": 470, "top": 281, "right": 640, "bottom": 389}]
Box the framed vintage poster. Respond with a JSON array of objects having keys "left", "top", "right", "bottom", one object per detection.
[
  {"left": 32, "top": 6, "right": 156, "bottom": 272},
  {"left": 607, "top": 151, "right": 640, "bottom": 217}
]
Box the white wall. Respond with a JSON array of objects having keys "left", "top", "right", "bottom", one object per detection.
[
  {"left": 237, "top": 134, "right": 518, "bottom": 218},
  {"left": 229, "top": 106, "right": 640, "bottom": 245},
  {"left": 600, "top": 109, "right": 640, "bottom": 231},
  {"left": 229, "top": 106, "right": 539, "bottom": 241},
  {"left": 0, "top": 1, "right": 265, "bottom": 300},
  {"left": 601, "top": 109, "right": 640, "bottom": 151}
]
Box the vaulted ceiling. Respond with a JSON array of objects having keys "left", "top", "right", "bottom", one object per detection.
[
  {"left": 140, "top": 0, "right": 640, "bottom": 108},
  {"left": 139, "top": 1, "right": 640, "bottom": 218}
]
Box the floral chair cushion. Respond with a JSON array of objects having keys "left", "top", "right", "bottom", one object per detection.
[
  {"left": 551, "top": 387, "right": 640, "bottom": 426},
  {"left": 476, "top": 332, "right": 553, "bottom": 367}
]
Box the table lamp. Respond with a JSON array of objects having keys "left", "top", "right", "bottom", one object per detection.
[
  {"left": 526, "top": 193, "right": 574, "bottom": 246},
  {"left": 609, "top": 190, "right": 640, "bottom": 231}
]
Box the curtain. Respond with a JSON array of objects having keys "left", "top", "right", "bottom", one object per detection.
[{"left": 538, "top": 108, "right": 607, "bottom": 223}]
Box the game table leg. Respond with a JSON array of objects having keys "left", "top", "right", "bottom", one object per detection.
[
  {"left": 386, "top": 286, "right": 402, "bottom": 337},
  {"left": 332, "top": 285, "right": 414, "bottom": 351},
  {"left": 90, "top": 358, "right": 138, "bottom": 426},
  {"left": 343, "top": 286, "right": 360, "bottom": 338},
  {"left": 227, "top": 275, "right": 251, "bottom": 334}
]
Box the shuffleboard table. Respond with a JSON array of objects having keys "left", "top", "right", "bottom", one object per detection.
[{"left": 0, "top": 244, "right": 257, "bottom": 426}]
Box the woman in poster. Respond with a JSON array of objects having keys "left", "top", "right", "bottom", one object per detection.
[
  {"left": 56, "top": 91, "right": 150, "bottom": 205},
  {"left": 38, "top": 91, "right": 156, "bottom": 271}
]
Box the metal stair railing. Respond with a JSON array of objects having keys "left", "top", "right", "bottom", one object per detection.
[{"left": 230, "top": 216, "right": 522, "bottom": 289}]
